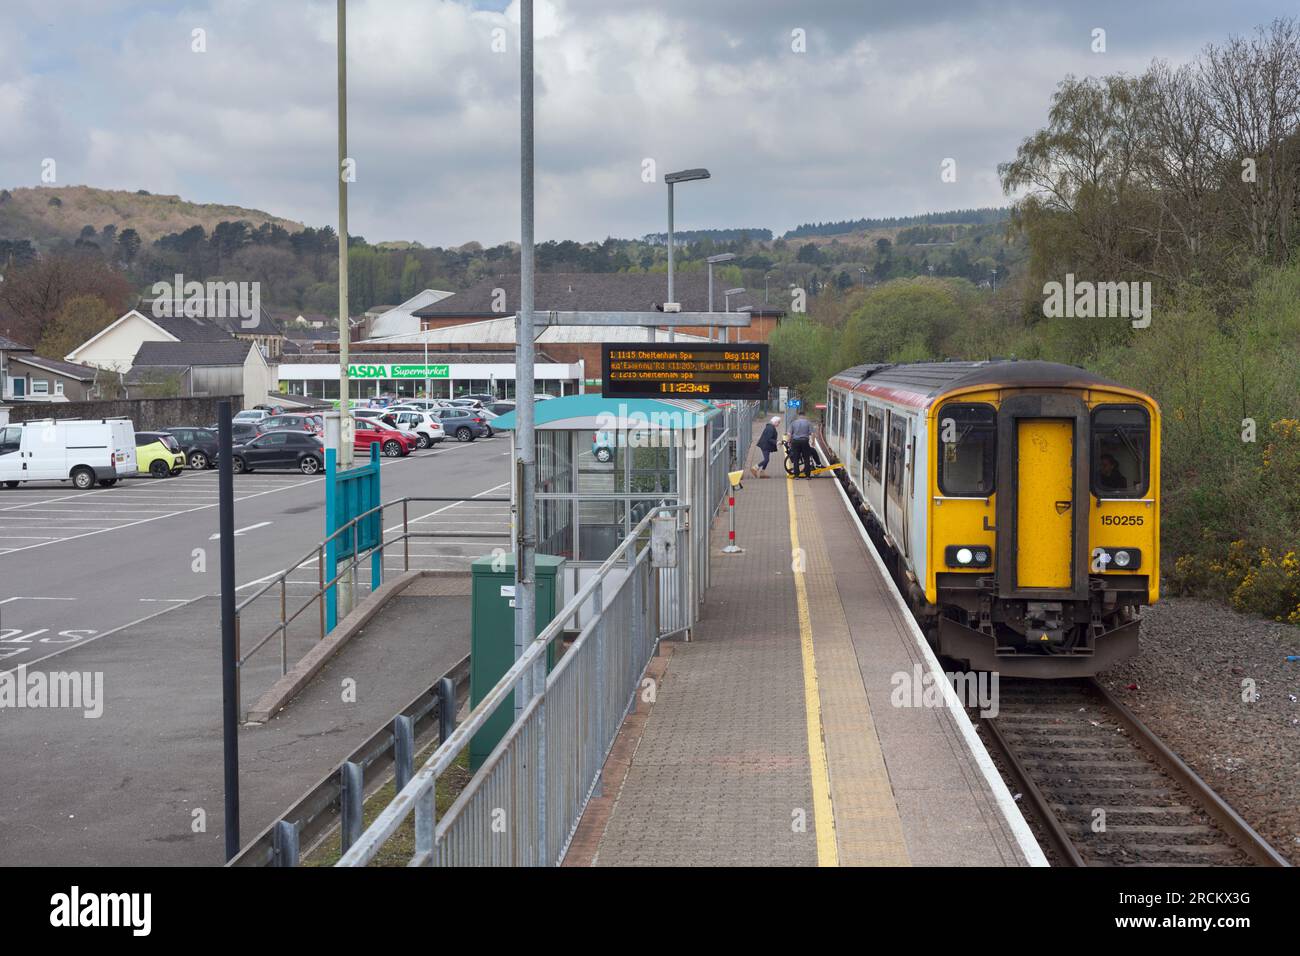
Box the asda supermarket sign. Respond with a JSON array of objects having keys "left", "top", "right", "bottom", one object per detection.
[{"left": 347, "top": 364, "right": 450, "bottom": 379}]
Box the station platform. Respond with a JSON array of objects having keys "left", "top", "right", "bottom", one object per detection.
[{"left": 565, "top": 423, "right": 1044, "bottom": 867}]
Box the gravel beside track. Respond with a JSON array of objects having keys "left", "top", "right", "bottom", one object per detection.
[{"left": 1098, "top": 597, "right": 1300, "bottom": 865}]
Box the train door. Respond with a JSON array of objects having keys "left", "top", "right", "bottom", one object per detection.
[
  {"left": 884, "top": 411, "right": 909, "bottom": 558},
  {"left": 1015, "top": 419, "right": 1073, "bottom": 587}
]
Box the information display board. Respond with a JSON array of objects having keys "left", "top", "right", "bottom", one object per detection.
[{"left": 602, "top": 343, "right": 769, "bottom": 399}]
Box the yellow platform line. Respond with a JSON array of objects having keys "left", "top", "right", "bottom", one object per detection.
[{"left": 786, "top": 477, "right": 839, "bottom": 866}]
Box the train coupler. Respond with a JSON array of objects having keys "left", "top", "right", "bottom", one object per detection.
[{"left": 1024, "top": 601, "right": 1065, "bottom": 646}]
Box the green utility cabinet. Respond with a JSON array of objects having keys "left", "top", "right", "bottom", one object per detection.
[{"left": 469, "top": 553, "right": 566, "bottom": 769}]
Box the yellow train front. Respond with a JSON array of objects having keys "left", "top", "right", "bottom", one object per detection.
[{"left": 824, "top": 360, "right": 1159, "bottom": 677}]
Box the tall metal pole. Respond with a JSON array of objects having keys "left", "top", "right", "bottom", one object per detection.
[
  {"left": 665, "top": 182, "right": 674, "bottom": 343},
  {"left": 514, "top": 0, "right": 537, "bottom": 721},
  {"left": 707, "top": 261, "right": 713, "bottom": 341},
  {"left": 336, "top": 0, "right": 354, "bottom": 615},
  {"left": 217, "top": 400, "right": 239, "bottom": 860}
]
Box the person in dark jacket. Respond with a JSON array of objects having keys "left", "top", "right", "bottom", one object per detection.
[{"left": 751, "top": 416, "right": 781, "bottom": 478}]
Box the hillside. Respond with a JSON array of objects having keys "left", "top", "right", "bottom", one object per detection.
[{"left": 0, "top": 185, "right": 305, "bottom": 247}]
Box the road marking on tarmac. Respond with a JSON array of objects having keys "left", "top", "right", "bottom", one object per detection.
[
  {"left": 786, "top": 477, "right": 839, "bottom": 867},
  {"left": 209, "top": 521, "right": 272, "bottom": 540}
]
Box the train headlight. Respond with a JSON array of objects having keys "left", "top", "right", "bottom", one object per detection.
[
  {"left": 1094, "top": 547, "right": 1141, "bottom": 571},
  {"left": 946, "top": 545, "right": 992, "bottom": 568}
]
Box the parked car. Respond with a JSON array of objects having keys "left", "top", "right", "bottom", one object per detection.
[
  {"left": 233, "top": 408, "right": 270, "bottom": 423},
  {"left": 476, "top": 408, "right": 500, "bottom": 437},
  {"left": 136, "top": 431, "right": 186, "bottom": 478},
  {"left": 429, "top": 407, "right": 490, "bottom": 442},
  {"left": 385, "top": 410, "right": 446, "bottom": 448},
  {"left": 260, "top": 413, "right": 317, "bottom": 434},
  {"left": 390, "top": 399, "right": 448, "bottom": 412},
  {"left": 459, "top": 393, "right": 495, "bottom": 404},
  {"left": 0, "top": 418, "right": 136, "bottom": 489},
  {"left": 445, "top": 398, "right": 484, "bottom": 409},
  {"left": 293, "top": 412, "right": 326, "bottom": 436},
  {"left": 229, "top": 431, "right": 324, "bottom": 475},
  {"left": 352, "top": 408, "right": 386, "bottom": 422},
  {"left": 231, "top": 421, "right": 264, "bottom": 444},
  {"left": 252, "top": 403, "right": 285, "bottom": 415},
  {"left": 353, "top": 422, "right": 417, "bottom": 457},
  {"left": 164, "top": 426, "right": 220, "bottom": 469},
  {"left": 485, "top": 401, "right": 516, "bottom": 416}
]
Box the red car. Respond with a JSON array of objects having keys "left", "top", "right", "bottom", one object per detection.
[{"left": 354, "top": 422, "right": 416, "bottom": 457}]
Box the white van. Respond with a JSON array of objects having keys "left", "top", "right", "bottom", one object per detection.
[{"left": 0, "top": 418, "right": 138, "bottom": 489}]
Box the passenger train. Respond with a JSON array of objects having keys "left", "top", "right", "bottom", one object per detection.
[{"left": 821, "top": 360, "right": 1160, "bottom": 677}]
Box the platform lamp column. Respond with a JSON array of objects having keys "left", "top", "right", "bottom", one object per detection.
[
  {"left": 664, "top": 167, "right": 710, "bottom": 343},
  {"left": 515, "top": 0, "right": 538, "bottom": 718},
  {"left": 335, "top": 0, "right": 354, "bottom": 618},
  {"left": 707, "top": 253, "right": 736, "bottom": 342}
]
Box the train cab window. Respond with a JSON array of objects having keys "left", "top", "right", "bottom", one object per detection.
[
  {"left": 937, "top": 403, "right": 997, "bottom": 497},
  {"left": 865, "top": 411, "right": 883, "bottom": 479},
  {"left": 1091, "top": 405, "right": 1150, "bottom": 497}
]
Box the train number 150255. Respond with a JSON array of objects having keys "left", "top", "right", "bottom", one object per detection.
[{"left": 1100, "top": 514, "right": 1144, "bottom": 526}]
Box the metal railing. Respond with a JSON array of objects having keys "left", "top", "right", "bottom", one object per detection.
[
  {"left": 233, "top": 494, "right": 509, "bottom": 720},
  {"left": 229, "top": 657, "right": 470, "bottom": 866},
  {"left": 337, "top": 504, "right": 689, "bottom": 867}
]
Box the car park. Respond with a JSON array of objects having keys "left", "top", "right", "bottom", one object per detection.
[
  {"left": 429, "top": 407, "right": 490, "bottom": 442},
  {"left": 164, "top": 426, "right": 220, "bottom": 469},
  {"left": 135, "top": 431, "right": 187, "bottom": 478},
  {"left": 0, "top": 418, "right": 137, "bottom": 489},
  {"left": 354, "top": 422, "right": 417, "bottom": 457},
  {"left": 229, "top": 431, "right": 325, "bottom": 475},
  {"left": 385, "top": 410, "right": 446, "bottom": 448}
]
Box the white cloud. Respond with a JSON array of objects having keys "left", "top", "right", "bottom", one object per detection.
[{"left": 0, "top": 0, "right": 1289, "bottom": 244}]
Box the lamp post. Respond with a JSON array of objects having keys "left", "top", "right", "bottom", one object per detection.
[
  {"left": 764, "top": 272, "right": 771, "bottom": 304},
  {"left": 723, "top": 287, "right": 745, "bottom": 344},
  {"left": 707, "top": 252, "right": 736, "bottom": 341},
  {"left": 664, "top": 167, "right": 710, "bottom": 341}
]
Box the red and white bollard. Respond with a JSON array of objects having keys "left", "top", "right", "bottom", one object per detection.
[{"left": 723, "top": 471, "right": 744, "bottom": 554}]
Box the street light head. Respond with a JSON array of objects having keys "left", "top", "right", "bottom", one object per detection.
[
  {"left": 665, "top": 168, "right": 711, "bottom": 184},
  {"left": 724, "top": 287, "right": 745, "bottom": 296},
  {"left": 707, "top": 253, "right": 737, "bottom": 264}
]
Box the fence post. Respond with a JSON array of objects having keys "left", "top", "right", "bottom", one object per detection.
[
  {"left": 393, "top": 715, "right": 415, "bottom": 792},
  {"left": 272, "top": 819, "right": 299, "bottom": 867},
  {"left": 437, "top": 676, "right": 456, "bottom": 743},
  {"left": 593, "top": 580, "right": 605, "bottom": 798},
  {"left": 340, "top": 761, "right": 363, "bottom": 854}
]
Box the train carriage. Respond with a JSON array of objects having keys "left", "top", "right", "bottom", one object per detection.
[{"left": 823, "top": 360, "right": 1160, "bottom": 677}]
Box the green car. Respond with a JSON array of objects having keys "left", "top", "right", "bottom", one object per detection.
[{"left": 135, "top": 431, "right": 186, "bottom": 478}]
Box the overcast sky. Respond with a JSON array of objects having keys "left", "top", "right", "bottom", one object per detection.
[{"left": 1, "top": 0, "right": 1292, "bottom": 246}]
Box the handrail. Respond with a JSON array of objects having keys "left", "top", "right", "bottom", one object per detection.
[
  {"left": 232, "top": 494, "right": 510, "bottom": 719},
  {"left": 337, "top": 502, "right": 687, "bottom": 867}
]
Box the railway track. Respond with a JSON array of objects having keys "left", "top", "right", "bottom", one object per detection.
[{"left": 980, "top": 677, "right": 1289, "bottom": 867}]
